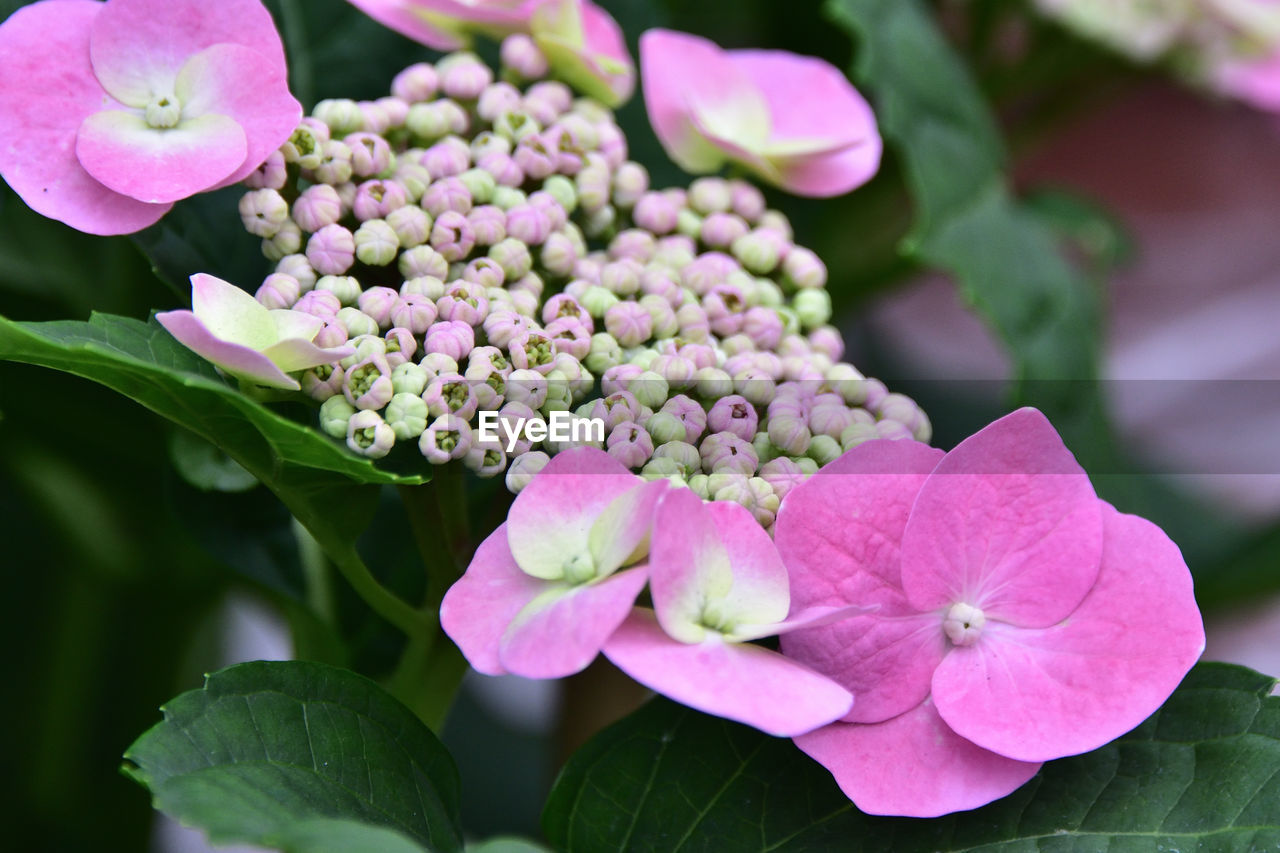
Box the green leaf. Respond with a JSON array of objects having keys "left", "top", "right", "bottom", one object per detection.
[
  {"left": 827, "top": 0, "right": 1101, "bottom": 406},
  {"left": 124, "top": 660, "right": 463, "bottom": 853},
  {"left": 0, "top": 312, "right": 422, "bottom": 489},
  {"left": 0, "top": 311, "right": 430, "bottom": 636},
  {"left": 544, "top": 663, "right": 1280, "bottom": 852}
]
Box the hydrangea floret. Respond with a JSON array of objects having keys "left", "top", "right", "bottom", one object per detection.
[
  {"left": 0, "top": 0, "right": 300, "bottom": 234},
  {"left": 774, "top": 409, "right": 1205, "bottom": 816}
]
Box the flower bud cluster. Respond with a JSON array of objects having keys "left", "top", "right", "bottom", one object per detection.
[{"left": 234, "top": 41, "right": 929, "bottom": 528}]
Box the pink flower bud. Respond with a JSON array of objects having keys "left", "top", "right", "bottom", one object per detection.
[
  {"left": 392, "top": 63, "right": 439, "bottom": 102},
  {"left": 700, "top": 431, "right": 758, "bottom": 475},
  {"left": 357, "top": 286, "right": 400, "bottom": 328},
  {"left": 343, "top": 354, "right": 395, "bottom": 410},
  {"left": 704, "top": 283, "right": 748, "bottom": 337},
  {"left": 478, "top": 81, "right": 524, "bottom": 122},
  {"left": 632, "top": 192, "right": 678, "bottom": 234},
  {"left": 700, "top": 212, "right": 749, "bottom": 249},
  {"left": 609, "top": 229, "right": 655, "bottom": 263},
  {"left": 612, "top": 161, "right": 648, "bottom": 208},
  {"left": 437, "top": 284, "right": 489, "bottom": 326},
  {"left": 544, "top": 316, "right": 591, "bottom": 360},
  {"left": 466, "top": 204, "right": 508, "bottom": 246},
  {"left": 255, "top": 273, "right": 301, "bottom": 310},
  {"left": 239, "top": 188, "right": 288, "bottom": 238},
  {"left": 540, "top": 231, "right": 578, "bottom": 276},
  {"left": 352, "top": 179, "right": 409, "bottom": 221},
  {"left": 245, "top": 150, "right": 287, "bottom": 190},
  {"left": 295, "top": 289, "right": 341, "bottom": 322},
  {"left": 596, "top": 120, "right": 627, "bottom": 167},
  {"left": 345, "top": 132, "right": 394, "bottom": 177},
  {"left": 293, "top": 185, "right": 344, "bottom": 233},
  {"left": 653, "top": 234, "right": 696, "bottom": 268},
  {"left": 429, "top": 210, "right": 475, "bottom": 261},
  {"left": 386, "top": 205, "right": 431, "bottom": 247},
  {"left": 462, "top": 257, "right": 505, "bottom": 290},
  {"left": 423, "top": 372, "right": 478, "bottom": 420},
  {"left": 783, "top": 246, "right": 827, "bottom": 289},
  {"left": 768, "top": 413, "right": 811, "bottom": 456},
  {"left": 729, "top": 180, "right": 766, "bottom": 222},
  {"left": 384, "top": 327, "right": 418, "bottom": 367},
  {"left": 489, "top": 237, "right": 533, "bottom": 279},
  {"left": 357, "top": 101, "right": 391, "bottom": 135},
  {"left": 423, "top": 177, "right": 473, "bottom": 217},
  {"left": 743, "top": 306, "right": 784, "bottom": 350},
  {"left": 306, "top": 224, "right": 356, "bottom": 275},
  {"left": 513, "top": 134, "right": 557, "bottom": 180},
  {"left": 660, "top": 394, "right": 706, "bottom": 443},
  {"left": 681, "top": 251, "right": 738, "bottom": 295},
  {"left": 601, "top": 363, "right": 643, "bottom": 396},
  {"left": 312, "top": 140, "right": 354, "bottom": 184},
  {"left": 759, "top": 457, "right": 806, "bottom": 500},
  {"left": 390, "top": 293, "right": 438, "bottom": 334},
  {"left": 508, "top": 330, "right": 557, "bottom": 373},
  {"left": 348, "top": 410, "right": 395, "bottom": 458},
  {"left": 420, "top": 414, "right": 472, "bottom": 463},
  {"left": 303, "top": 363, "right": 346, "bottom": 402},
  {"left": 604, "top": 301, "right": 652, "bottom": 347},
  {"left": 505, "top": 203, "right": 551, "bottom": 244},
  {"left": 501, "top": 34, "right": 549, "bottom": 80},
  {"left": 606, "top": 420, "right": 654, "bottom": 469},
  {"left": 483, "top": 309, "right": 530, "bottom": 349},
  {"left": 424, "top": 140, "right": 470, "bottom": 177},
  {"left": 809, "top": 325, "right": 844, "bottom": 362},
  {"left": 425, "top": 320, "right": 475, "bottom": 361},
  {"left": 707, "top": 395, "right": 759, "bottom": 442},
  {"left": 441, "top": 56, "right": 493, "bottom": 100}
]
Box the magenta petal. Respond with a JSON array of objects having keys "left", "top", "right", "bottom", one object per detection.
[
  {"left": 0, "top": 0, "right": 170, "bottom": 235},
  {"left": 899, "top": 408, "right": 1104, "bottom": 628},
  {"left": 794, "top": 699, "right": 1041, "bottom": 817},
  {"left": 156, "top": 309, "right": 298, "bottom": 390},
  {"left": 440, "top": 524, "right": 546, "bottom": 676},
  {"left": 932, "top": 504, "right": 1205, "bottom": 762},
  {"left": 343, "top": 0, "right": 473, "bottom": 51},
  {"left": 506, "top": 447, "right": 646, "bottom": 580},
  {"left": 76, "top": 111, "right": 246, "bottom": 204},
  {"left": 498, "top": 566, "right": 648, "bottom": 678},
  {"left": 604, "top": 609, "right": 853, "bottom": 737},
  {"left": 90, "top": 0, "right": 287, "bottom": 107},
  {"left": 776, "top": 439, "right": 946, "bottom": 723},
  {"left": 769, "top": 139, "right": 882, "bottom": 198},
  {"left": 729, "top": 49, "right": 876, "bottom": 151},
  {"left": 176, "top": 44, "right": 302, "bottom": 187},
  {"left": 639, "top": 29, "right": 761, "bottom": 173}
]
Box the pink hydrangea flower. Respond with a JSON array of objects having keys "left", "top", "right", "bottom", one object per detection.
[
  {"left": 603, "top": 487, "right": 858, "bottom": 736},
  {"left": 639, "top": 29, "right": 881, "bottom": 198},
  {"left": 0, "top": 0, "right": 300, "bottom": 235},
  {"left": 441, "top": 447, "right": 667, "bottom": 678},
  {"left": 529, "top": 0, "right": 634, "bottom": 107},
  {"left": 775, "top": 408, "right": 1205, "bottom": 817},
  {"left": 344, "top": 0, "right": 530, "bottom": 51},
  {"left": 157, "top": 273, "right": 355, "bottom": 391}
]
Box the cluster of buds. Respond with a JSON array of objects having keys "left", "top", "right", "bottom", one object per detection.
[{"left": 233, "top": 38, "right": 928, "bottom": 530}]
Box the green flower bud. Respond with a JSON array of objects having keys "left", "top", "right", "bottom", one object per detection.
[
  {"left": 676, "top": 208, "right": 703, "bottom": 239},
  {"left": 458, "top": 168, "right": 495, "bottom": 203},
  {"left": 694, "top": 366, "right": 733, "bottom": 400},
  {"left": 753, "top": 277, "right": 785, "bottom": 308},
  {"left": 752, "top": 430, "right": 780, "bottom": 464},
  {"left": 654, "top": 440, "right": 701, "bottom": 476},
  {"left": 319, "top": 396, "right": 356, "bottom": 439},
  {"left": 262, "top": 220, "right": 303, "bottom": 262},
  {"left": 317, "top": 274, "right": 362, "bottom": 306},
  {"left": 385, "top": 392, "right": 429, "bottom": 440},
  {"left": 626, "top": 347, "right": 658, "bottom": 369},
  {"left": 391, "top": 362, "right": 429, "bottom": 396},
  {"left": 631, "top": 371, "right": 669, "bottom": 410},
  {"left": 585, "top": 332, "right": 622, "bottom": 374},
  {"left": 494, "top": 110, "right": 541, "bottom": 143},
  {"left": 777, "top": 305, "right": 802, "bottom": 336},
  {"left": 337, "top": 306, "right": 379, "bottom": 338},
  {"left": 641, "top": 456, "right": 686, "bottom": 485},
  {"left": 794, "top": 288, "right": 832, "bottom": 330},
  {"left": 355, "top": 219, "right": 400, "bottom": 266},
  {"left": 542, "top": 174, "right": 577, "bottom": 213},
  {"left": 645, "top": 411, "right": 686, "bottom": 445},
  {"left": 581, "top": 285, "right": 619, "bottom": 318},
  {"left": 794, "top": 456, "right": 819, "bottom": 475},
  {"left": 314, "top": 98, "right": 363, "bottom": 135},
  {"left": 687, "top": 473, "right": 711, "bottom": 499},
  {"left": 806, "top": 434, "right": 842, "bottom": 466},
  {"left": 491, "top": 185, "right": 527, "bottom": 210}
]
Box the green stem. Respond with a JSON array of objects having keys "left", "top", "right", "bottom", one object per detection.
[{"left": 293, "top": 519, "right": 336, "bottom": 626}]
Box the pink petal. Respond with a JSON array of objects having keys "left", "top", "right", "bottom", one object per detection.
[
  {"left": 344, "top": 0, "right": 467, "bottom": 50},
  {"left": 89, "top": 0, "right": 286, "bottom": 107},
  {"left": 604, "top": 608, "right": 853, "bottom": 737},
  {"left": 794, "top": 699, "right": 1041, "bottom": 817},
  {"left": 441, "top": 523, "right": 547, "bottom": 676},
  {"left": 1215, "top": 51, "right": 1280, "bottom": 112},
  {"left": 506, "top": 447, "right": 647, "bottom": 580},
  {"left": 192, "top": 273, "right": 276, "bottom": 350},
  {"left": 499, "top": 566, "right": 648, "bottom": 678},
  {"left": 639, "top": 29, "right": 766, "bottom": 172},
  {"left": 768, "top": 139, "right": 883, "bottom": 198},
  {"left": 176, "top": 44, "right": 302, "bottom": 187},
  {"left": 648, "top": 487, "right": 733, "bottom": 643},
  {"left": 732, "top": 602, "right": 875, "bottom": 642},
  {"left": 76, "top": 110, "right": 247, "bottom": 204},
  {"left": 776, "top": 439, "right": 946, "bottom": 723},
  {"left": 155, "top": 309, "right": 298, "bottom": 390},
  {"left": 0, "top": 0, "right": 170, "bottom": 235},
  {"left": 932, "top": 504, "right": 1205, "bottom": 762},
  {"left": 260, "top": 338, "right": 354, "bottom": 374},
  {"left": 587, "top": 478, "right": 668, "bottom": 577},
  {"left": 729, "top": 49, "right": 877, "bottom": 152},
  {"left": 899, "top": 408, "right": 1104, "bottom": 628},
  {"left": 572, "top": 0, "right": 635, "bottom": 105}
]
